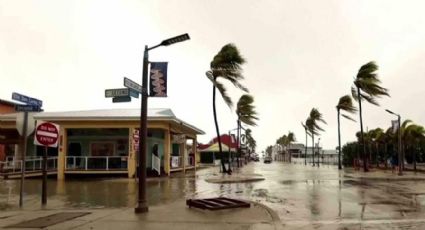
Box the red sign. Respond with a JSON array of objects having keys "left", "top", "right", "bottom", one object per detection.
[{"left": 34, "top": 121, "right": 59, "bottom": 147}]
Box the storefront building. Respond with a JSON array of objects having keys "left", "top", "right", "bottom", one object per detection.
[{"left": 0, "top": 108, "right": 204, "bottom": 180}]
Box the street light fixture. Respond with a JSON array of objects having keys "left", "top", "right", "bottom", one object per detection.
[
  {"left": 135, "top": 33, "right": 190, "bottom": 213},
  {"left": 385, "top": 109, "right": 402, "bottom": 176}
]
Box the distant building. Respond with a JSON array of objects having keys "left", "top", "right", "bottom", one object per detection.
[
  {"left": 273, "top": 142, "right": 339, "bottom": 165},
  {"left": 198, "top": 134, "right": 238, "bottom": 165}
]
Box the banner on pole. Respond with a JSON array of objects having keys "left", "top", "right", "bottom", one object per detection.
[
  {"left": 149, "top": 62, "right": 168, "bottom": 97},
  {"left": 392, "top": 120, "right": 399, "bottom": 134}
]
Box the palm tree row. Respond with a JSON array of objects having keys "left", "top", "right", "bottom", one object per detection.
[
  {"left": 343, "top": 120, "right": 425, "bottom": 171},
  {"left": 275, "top": 132, "right": 296, "bottom": 162},
  {"left": 263, "top": 61, "right": 389, "bottom": 172},
  {"left": 206, "top": 44, "right": 258, "bottom": 174}
]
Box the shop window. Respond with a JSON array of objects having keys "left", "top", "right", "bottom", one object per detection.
[{"left": 90, "top": 142, "right": 115, "bottom": 156}]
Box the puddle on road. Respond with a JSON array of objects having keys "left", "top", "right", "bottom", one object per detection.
[{"left": 251, "top": 189, "right": 284, "bottom": 204}]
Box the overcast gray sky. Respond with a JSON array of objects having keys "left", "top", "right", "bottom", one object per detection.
[{"left": 1, "top": 0, "right": 425, "bottom": 152}]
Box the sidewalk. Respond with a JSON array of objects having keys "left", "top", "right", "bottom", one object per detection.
[
  {"left": 0, "top": 199, "right": 282, "bottom": 230},
  {"left": 344, "top": 168, "right": 425, "bottom": 181}
]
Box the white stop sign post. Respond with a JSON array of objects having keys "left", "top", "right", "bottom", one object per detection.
[{"left": 34, "top": 121, "right": 60, "bottom": 205}]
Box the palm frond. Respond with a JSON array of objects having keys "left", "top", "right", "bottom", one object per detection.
[
  {"left": 210, "top": 44, "right": 246, "bottom": 70},
  {"left": 236, "top": 94, "right": 258, "bottom": 126},
  {"left": 360, "top": 93, "right": 379, "bottom": 106},
  {"left": 352, "top": 61, "right": 389, "bottom": 107},
  {"left": 341, "top": 114, "right": 356, "bottom": 122},
  {"left": 206, "top": 71, "right": 233, "bottom": 108},
  {"left": 351, "top": 86, "right": 359, "bottom": 102},
  {"left": 336, "top": 95, "right": 357, "bottom": 114}
]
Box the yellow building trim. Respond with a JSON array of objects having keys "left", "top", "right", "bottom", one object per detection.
[
  {"left": 164, "top": 125, "right": 171, "bottom": 176},
  {"left": 57, "top": 127, "right": 66, "bottom": 180}
]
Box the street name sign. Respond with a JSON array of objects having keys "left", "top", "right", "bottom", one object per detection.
[
  {"left": 12, "top": 92, "right": 43, "bottom": 107},
  {"left": 129, "top": 89, "right": 139, "bottom": 98},
  {"left": 15, "top": 104, "right": 42, "bottom": 112},
  {"left": 124, "top": 77, "right": 142, "bottom": 93},
  {"left": 105, "top": 88, "right": 130, "bottom": 98},
  {"left": 34, "top": 121, "right": 59, "bottom": 147},
  {"left": 113, "top": 96, "right": 131, "bottom": 103}
]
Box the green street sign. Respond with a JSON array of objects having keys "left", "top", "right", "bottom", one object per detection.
[{"left": 112, "top": 96, "right": 131, "bottom": 103}]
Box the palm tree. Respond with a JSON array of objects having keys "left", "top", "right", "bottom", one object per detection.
[
  {"left": 352, "top": 61, "right": 389, "bottom": 172},
  {"left": 370, "top": 128, "right": 384, "bottom": 167},
  {"left": 301, "top": 122, "right": 309, "bottom": 165},
  {"left": 244, "top": 129, "right": 257, "bottom": 158},
  {"left": 236, "top": 94, "right": 258, "bottom": 166},
  {"left": 206, "top": 44, "right": 247, "bottom": 174},
  {"left": 400, "top": 119, "right": 413, "bottom": 170},
  {"left": 336, "top": 95, "right": 357, "bottom": 170},
  {"left": 287, "top": 132, "right": 296, "bottom": 163},
  {"left": 308, "top": 108, "right": 326, "bottom": 167},
  {"left": 406, "top": 124, "right": 425, "bottom": 171}
]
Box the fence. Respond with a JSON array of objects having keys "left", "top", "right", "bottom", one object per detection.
[{"left": 66, "top": 156, "right": 128, "bottom": 171}]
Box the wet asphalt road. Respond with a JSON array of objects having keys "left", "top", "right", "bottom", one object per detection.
[{"left": 2, "top": 161, "right": 425, "bottom": 229}]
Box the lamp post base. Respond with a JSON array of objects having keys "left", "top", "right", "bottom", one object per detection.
[{"left": 135, "top": 204, "right": 149, "bottom": 213}]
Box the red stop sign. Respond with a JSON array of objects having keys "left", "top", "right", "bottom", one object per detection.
[{"left": 35, "top": 122, "right": 59, "bottom": 146}]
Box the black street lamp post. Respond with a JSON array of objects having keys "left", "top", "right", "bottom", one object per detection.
[
  {"left": 385, "top": 109, "right": 402, "bottom": 176},
  {"left": 135, "top": 33, "right": 190, "bottom": 213}
]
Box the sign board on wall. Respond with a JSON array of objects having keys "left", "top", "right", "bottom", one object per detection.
[
  {"left": 133, "top": 129, "right": 140, "bottom": 152},
  {"left": 172, "top": 134, "right": 185, "bottom": 144}
]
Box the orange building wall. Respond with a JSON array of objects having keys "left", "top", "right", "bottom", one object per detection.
[
  {"left": 0, "top": 103, "right": 15, "bottom": 114},
  {"left": 0, "top": 145, "right": 5, "bottom": 161}
]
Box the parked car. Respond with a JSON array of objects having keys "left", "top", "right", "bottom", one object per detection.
[
  {"left": 250, "top": 154, "right": 260, "bottom": 162},
  {"left": 264, "top": 156, "right": 272, "bottom": 164}
]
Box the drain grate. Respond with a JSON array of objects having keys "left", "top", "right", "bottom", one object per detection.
[
  {"left": 5, "top": 212, "right": 90, "bottom": 228},
  {"left": 186, "top": 197, "right": 250, "bottom": 210}
]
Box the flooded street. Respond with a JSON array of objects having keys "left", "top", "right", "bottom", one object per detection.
[{"left": 3, "top": 162, "right": 425, "bottom": 229}]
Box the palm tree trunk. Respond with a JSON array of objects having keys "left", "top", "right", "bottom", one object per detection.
[
  {"left": 317, "top": 140, "right": 320, "bottom": 168},
  {"left": 385, "top": 143, "right": 388, "bottom": 169},
  {"left": 288, "top": 142, "right": 292, "bottom": 163},
  {"left": 401, "top": 144, "right": 406, "bottom": 171},
  {"left": 237, "top": 119, "right": 240, "bottom": 168},
  {"left": 212, "top": 84, "right": 227, "bottom": 173},
  {"left": 304, "top": 129, "right": 307, "bottom": 165},
  {"left": 357, "top": 86, "right": 368, "bottom": 172},
  {"left": 414, "top": 144, "right": 417, "bottom": 172},
  {"left": 337, "top": 109, "right": 342, "bottom": 170},
  {"left": 376, "top": 142, "right": 379, "bottom": 168},
  {"left": 369, "top": 141, "right": 372, "bottom": 167},
  {"left": 312, "top": 134, "right": 315, "bottom": 166}
]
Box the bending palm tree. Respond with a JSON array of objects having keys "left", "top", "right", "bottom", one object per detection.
[
  {"left": 352, "top": 61, "right": 389, "bottom": 172},
  {"left": 308, "top": 108, "right": 326, "bottom": 167},
  {"left": 305, "top": 118, "right": 316, "bottom": 165},
  {"left": 206, "top": 44, "right": 247, "bottom": 174},
  {"left": 236, "top": 94, "right": 258, "bottom": 166},
  {"left": 301, "top": 122, "right": 309, "bottom": 165},
  {"left": 336, "top": 95, "right": 356, "bottom": 170},
  {"left": 244, "top": 129, "right": 256, "bottom": 159}
]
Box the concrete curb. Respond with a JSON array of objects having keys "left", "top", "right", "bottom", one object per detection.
[
  {"left": 205, "top": 177, "right": 265, "bottom": 183},
  {"left": 250, "top": 201, "right": 283, "bottom": 230}
]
